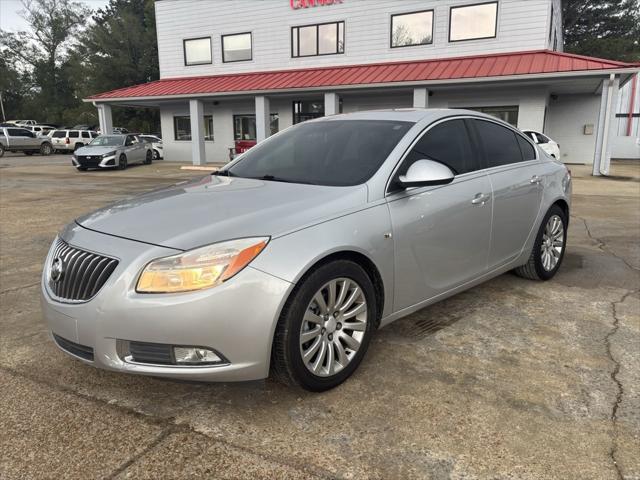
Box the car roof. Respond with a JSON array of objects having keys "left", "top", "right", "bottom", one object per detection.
[{"left": 308, "top": 108, "right": 503, "bottom": 124}]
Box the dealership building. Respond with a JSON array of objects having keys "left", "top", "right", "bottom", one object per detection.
[{"left": 87, "top": 0, "right": 640, "bottom": 173}]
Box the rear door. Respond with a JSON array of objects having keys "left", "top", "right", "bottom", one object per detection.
[
  {"left": 387, "top": 118, "right": 492, "bottom": 310},
  {"left": 469, "top": 119, "right": 543, "bottom": 268}
]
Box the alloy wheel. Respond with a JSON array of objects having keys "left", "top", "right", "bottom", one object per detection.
[
  {"left": 299, "top": 278, "right": 367, "bottom": 377},
  {"left": 541, "top": 214, "right": 564, "bottom": 271}
]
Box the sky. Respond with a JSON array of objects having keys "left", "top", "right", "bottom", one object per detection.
[{"left": 0, "top": 0, "right": 110, "bottom": 32}]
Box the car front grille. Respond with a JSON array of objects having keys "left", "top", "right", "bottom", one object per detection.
[
  {"left": 77, "top": 155, "right": 103, "bottom": 167},
  {"left": 53, "top": 333, "right": 94, "bottom": 361},
  {"left": 47, "top": 238, "right": 118, "bottom": 302}
]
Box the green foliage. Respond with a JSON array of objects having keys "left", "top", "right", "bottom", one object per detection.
[
  {"left": 562, "top": 0, "right": 640, "bottom": 62},
  {"left": 0, "top": 0, "right": 159, "bottom": 131}
]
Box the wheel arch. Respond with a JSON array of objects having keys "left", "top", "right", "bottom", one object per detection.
[{"left": 551, "top": 198, "right": 570, "bottom": 226}]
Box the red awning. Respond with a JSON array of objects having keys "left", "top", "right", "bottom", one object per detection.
[{"left": 88, "top": 50, "right": 635, "bottom": 101}]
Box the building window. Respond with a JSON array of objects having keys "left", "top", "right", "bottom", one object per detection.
[
  {"left": 292, "top": 21, "right": 344, "bottom": 57},
  {"left": 222, "top": 32, "right": 252, "bottom": 63},
  {"left": 449, "top": 2, "right": 498, "bottom": 42},
  {"left": 390, "top": 10, "right": 434, "bottom": 48},
  {"left": 233, "top": 114, "right": 279, "bottom": 141},
  {"left": 173, "top": 115, "right": 214, "bottom": 141},
  {"left": 462, "top": 106, "right": 519, "bottom": 126},
  {"left": 183, "top": 37, "right": 212, "bottom": 66},
  {"left": 293, "top": 100, "right": 327, "bottom": 124}
]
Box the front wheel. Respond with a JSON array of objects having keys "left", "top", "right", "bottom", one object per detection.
[
  {"left": 40, "top": 142, "right": 52, "bottom": 156},
  {"left": 118, "top": 154, "right": 127, "bottom": 170},
  {"left": 515, "top": 205, "right": 567, "bottom": 280},
  {"left": 271, "top": 260, "right": 376, "bottom": 391},
  {"left": 152, "top": 149, "right": 160, "bottom": 160},
  {"left": 144, "top": 150, "right": 152, "bottom": 164}
]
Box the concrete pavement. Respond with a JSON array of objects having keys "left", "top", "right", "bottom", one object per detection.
[{"left": 1, "top": 156, "right": 638, "bottom": 479}]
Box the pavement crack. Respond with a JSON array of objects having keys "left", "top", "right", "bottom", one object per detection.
[
  {"left": 0, "top": 281, "right": 40, "bottom": 294},
  {"left": 573, "top": 215, "right": 639, "bottom": 272},
  {"left": 104, "top": 427, "right": 173, "bottom": 480},
  {"left": 605, "top": 288, "right": 637, "bottom": 480}
]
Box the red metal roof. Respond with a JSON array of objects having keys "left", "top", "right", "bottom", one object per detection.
[{"left": 88, "top": 50, "right": 635, "bottom": 100}]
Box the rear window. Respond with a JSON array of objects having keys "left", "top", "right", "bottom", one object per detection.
[
  {"left": 228, "top": 120, "right": 413, "bottom": 186},
  {"left": 52, "top": 131, "right": 66, "bottom": 138},
  {"left": 473, "top": 119, "right": 523, "bottom": 168},
  {"left": 82, "top": 131, "right": 91, "bottom": 138},
  {"left": 68, "top": 131, "right": 79, "bottom": 138}
]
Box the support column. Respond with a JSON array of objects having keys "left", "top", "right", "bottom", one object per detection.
[
  {"left": 413, "top": 88, "right": 429, "bottom": 109},
  {"left": 324, "top": 92, "right": 340, "bottom": 116},
  {"left": 189, "top": 99, "right": 206, "bottom": 166},
  {"left": 96, "top": 104, "right": 113, "bottom": 135},
  {"left": 255, "top": 95, "right": 271, "bottom": 142},
  {"left": 593, "top": 74, "right": 620, "bottom": 176}
]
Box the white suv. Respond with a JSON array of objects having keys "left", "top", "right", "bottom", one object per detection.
[
  {"left": 50, "top": 129, "right": 99, "bottom": 152},
  {"left": 522, "top": 130, "right": 561, "bottom": 159}
]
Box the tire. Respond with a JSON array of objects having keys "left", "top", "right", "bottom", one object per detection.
[
  {"left": 118, "top": 154, "right": 127, "bottom": 170},
  {"left": 153, "top": 149, "right": 160, "bottom": 160},
  {"left": 144, "top": 150, "right": 153, "bottom": 164},
  {"left": 271, "top": 260, "right": 377, "bottom": 391},
  {"left": 0, "top": 144, "right": 4, "bottom": 157},
  {"left": 40, "top": 142, "right": 52, "bottom": 156},
  {"left": 515, "top": 204, "right": 567, "bottom": 281},
  {"left": 24, "top": 151, "right": 34, "bottom": 156}
]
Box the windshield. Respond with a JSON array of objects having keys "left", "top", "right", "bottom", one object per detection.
[
  {"left": 226, "top": 120, "right": 412, "bottom": 186},
  {"left": 89, "top": 135, "right": 124, "bottom": 147}
]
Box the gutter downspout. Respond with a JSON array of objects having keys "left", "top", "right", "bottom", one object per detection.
[{"left": 627, "top": 73, "right": 637, "bottom": 137}]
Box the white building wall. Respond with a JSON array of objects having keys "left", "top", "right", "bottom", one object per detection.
[
  {"left": 155, "top": 0, "right": 552, "bottom": 79},
  {"left": 545, "top": 93, "right": 601, "bottom": 164}
]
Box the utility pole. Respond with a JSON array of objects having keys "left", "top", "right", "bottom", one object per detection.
[{"left": 0, "top": 92, "right": 6, "bottom": 122}]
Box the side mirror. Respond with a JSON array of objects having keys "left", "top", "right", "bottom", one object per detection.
[{"left": 398, "top": 159, "right": 455, "bottom": 188}]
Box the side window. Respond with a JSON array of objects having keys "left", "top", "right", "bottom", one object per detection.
[
  {"left": 523, "top": 131, "right": 537, "bottom": 142},
  {"left": 52, "top": 131, "right": 66, "bottom": 138},
  {"left": 516, "top": 135, "right": 537, "bottom": 161},
  {"left": 82, "top": 131, "right": 91, "bottom": 138},
  {"left": 68, "top": 131, "right": 79, "bottom": 138},
  {"left": 125, "top": 136, "right": 134, "bottom": 146},
  {"left": 7, "top": 128, "right": 24, "bottom": 136},
  {"left": 91, "top": 132, "right": 98, "bottom": 138},
  {"left": 536, "top": 133, "right": 550, "bottom": 143},
  {"left": 473, "top": 119, "right": 523, "bottom": 168},
  {"left": 400, "top": 119, "right": 477, "bottom": 176}
]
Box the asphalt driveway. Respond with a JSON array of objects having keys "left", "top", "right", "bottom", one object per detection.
[{"left": 1, "top": 156, "right": 638, "bottom": 479}]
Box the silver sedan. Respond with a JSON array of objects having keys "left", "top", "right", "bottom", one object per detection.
[
  {"left": 41, "top": 109, "right": 571, "bottom": 391},
  {"left": 72, "top": 134, "right": 153, "bottom": 170}
]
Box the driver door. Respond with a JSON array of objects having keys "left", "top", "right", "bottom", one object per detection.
[{"left": 386, "top": 118, "right": 492, "bottom": 311}]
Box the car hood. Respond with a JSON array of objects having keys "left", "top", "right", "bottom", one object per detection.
[
  {"left": 75, "top": 145, "right": 120, "bottom": 156},
  {"left": 76, "top": 175, "right": 369, "bottom": 250}
]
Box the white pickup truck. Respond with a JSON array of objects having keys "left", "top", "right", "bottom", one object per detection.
[{"left": 0, "top": 126, "right": 54, "bottom": 157}]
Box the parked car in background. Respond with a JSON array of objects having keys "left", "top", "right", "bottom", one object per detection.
[
  {"left": 113, "top": 127, "right": 129, "bottom": 134},
  {"left": 50, "top": 129, "right": 99, "bottom": 152},
  {"left": 27, "top": 125, "right": 55, "bottom": 136},
  {"left": 41, "top": 109, "right": 571, "bottom": 391},
  {"left": 72, "top": 124, "right": 98, "bottom": 131},
  {"left": 72, "top": 134, "right": 153, "bottom": 170},
  {"left": 522, "top": 130, "right": 561, "bottom": 159},
  {"left": 7, "top": 120, "right": 37, "bottom": 126},
  {"left": 139, "top": 134, "right": 163, "bottom": 159},
  {"left": 0, "top": 126, "right": 53, "bottom": 157}
]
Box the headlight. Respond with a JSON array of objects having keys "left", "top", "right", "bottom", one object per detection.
[
  {"left": 102, "top": 151, "right": 116, "bottom": 158},
  {"left": 136, "top": 237, "right": 269, "bottom": 293}
]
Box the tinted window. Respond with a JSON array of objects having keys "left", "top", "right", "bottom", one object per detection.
[
  {"left": 536, "top": 132, "right": 550, "bottom": 143},
  {"left": 523, "top": 131, "right": 536, "bottom": 141},
  {"left": 7, "top": 128, "right": 25, "bottom": 136},
  {"left": 401, "top": 119, "right": 476, "bottom": 176},
  {"left": 52, "top": 131, "right": 66, "bottom": 138},
  {"left": 68, "top": 131, "right": 79, "bottom": 138},
  {"left": 516, "top": 135, "right": 536, "bottom": 161},
  {"left": 227, "top": 120, "right": 413, "bottom": 187},
  {"left": 473, "top": 120, "right": 523, "bottom": 167},
  {"left": 82, "top": 131, "right": 91, "bottom": 138}
]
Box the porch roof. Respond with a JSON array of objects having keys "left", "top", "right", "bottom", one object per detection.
[{"left": 87, "top": 50, "right": 637, "bottom": 102}]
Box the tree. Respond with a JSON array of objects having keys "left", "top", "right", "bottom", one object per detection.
[
  {"left": 71, "top": 0, "right": 159, "bottom": 132},
  {"left": 0, "top": 0, "right": 90, "bottom": 122},
  {"left": 562, "top": 0, "right": 640, "bottom": 62}
]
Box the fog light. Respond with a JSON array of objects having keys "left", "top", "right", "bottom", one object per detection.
[{"left": 173, "top": 347, "right": 222, "bottom": 365}]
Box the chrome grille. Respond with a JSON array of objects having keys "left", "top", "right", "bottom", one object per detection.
[{"left": 48, "top": 238, "right": 118, "bottom": 302}]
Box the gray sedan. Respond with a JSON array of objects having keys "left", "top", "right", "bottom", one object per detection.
[
  {"left": 72, "top": 134, "right": 152, "bottom": 170},
  {"left": 42, "top": 109, "right": 571, "bottom": 391}
]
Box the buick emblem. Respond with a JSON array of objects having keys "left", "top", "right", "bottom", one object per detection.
[{"left": 51, "top": 258, "right": 64, "bottom": 283}]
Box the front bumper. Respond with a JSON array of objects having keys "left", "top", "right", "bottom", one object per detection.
[
  {"left": 72, "top": 154, "right": 116, "bottom": 168},
  {"left": 41, "top": 224, "right": 293, "bottom": 381}
]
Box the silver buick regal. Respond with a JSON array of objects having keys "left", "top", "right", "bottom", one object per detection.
[{"left": 41, "top": 109, "right": 571, "bottom": 391}]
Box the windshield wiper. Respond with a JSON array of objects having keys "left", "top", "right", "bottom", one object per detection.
[{"left": 249, "top": 175, "right": 316, "bottom": 185}]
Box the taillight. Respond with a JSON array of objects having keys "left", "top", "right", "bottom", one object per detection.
[{"left": 65, "top": 137, "right": 70, "bottom": 144}]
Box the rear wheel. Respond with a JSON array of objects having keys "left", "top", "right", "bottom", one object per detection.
[
  {"left": 40, "top": 142, "right": 52, "bottom": 156},
  {"left": 515, "top": 205, "right": 567, "bottom": 281},
  {"left": 144, "top": 150, "right": 152, "bottom": 164},
  {"left": 0, "top": 144, "right": 4, "bottom": 157},
  {"left": 118, "top": 154, "right": 127, "bottom": 170},
  {"left": 271, "top": 260, "right": 376, "bottom": 391}
]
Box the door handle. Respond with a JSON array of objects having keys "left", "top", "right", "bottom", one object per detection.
[
  {"left": 471, "top": 193, "right": 490, "bottom": 205},
  {"left": 530, "top": 175, "right": 542, "bottom": 184}
]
